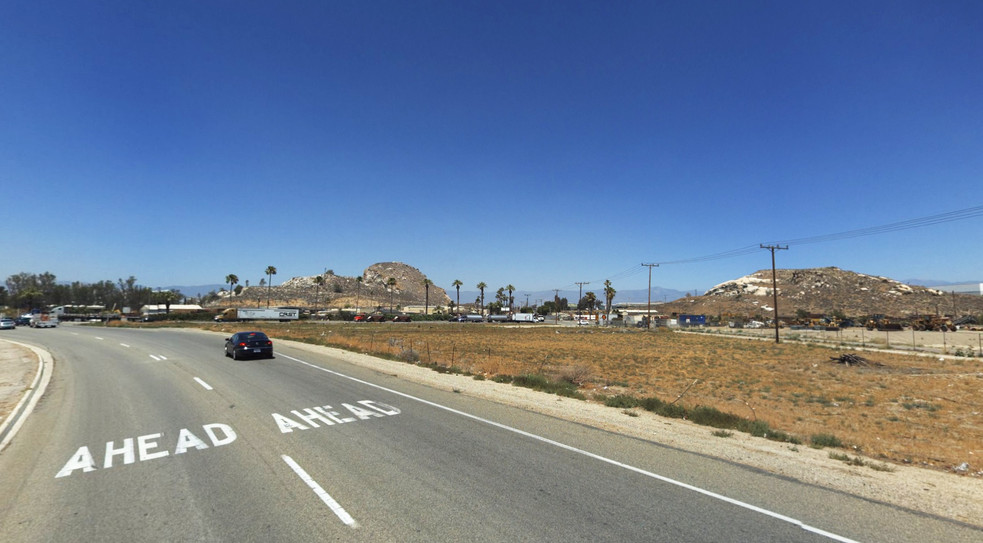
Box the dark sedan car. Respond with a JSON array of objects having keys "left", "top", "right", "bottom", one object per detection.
[{"left": 224, "top": 331, "right": 274, "bottom": 360}]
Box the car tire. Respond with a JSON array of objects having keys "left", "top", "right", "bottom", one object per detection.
[{"left": 232, "top": 350, "right": 239, "bottom": 360}]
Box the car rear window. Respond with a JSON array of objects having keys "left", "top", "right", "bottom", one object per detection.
[{"left": 241, "top": 332, "right": 269, "bottom": 340}]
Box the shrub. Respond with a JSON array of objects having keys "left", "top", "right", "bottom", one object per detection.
[
  {"left": 397, "top": 349, "right": 420, "bottom": 362},
  {"left": 604, "top": 394, "right": 640, "bottom": 409},
  {"left": 511, "top": 374, "right": 585, "bottom": 399},
  {"left": 810, "top": 433, "right": 843, "bottom": 448}
]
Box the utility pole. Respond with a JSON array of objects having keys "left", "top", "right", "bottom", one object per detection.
[
  {"left": 552, "top": 289, "right": 561, "bottom": 324},
  {"left": 641, "top": 263, "right": 659, "bottom": 330},
  {"left": 575, "top": 282, "right": 590, "bottom": 311},
  {"left": 760, "top": 244, "right": 788, "bottom": 343}
]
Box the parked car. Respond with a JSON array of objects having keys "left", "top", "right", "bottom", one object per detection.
[
  {"left": 0, "top": 318, "right": 14, "bottom": 330},
  {"left": 14, "top": 317, "right": 31, "bottom": 326},
  {"left": 224, "top": 331, "right": 274, "bottom": 360}
]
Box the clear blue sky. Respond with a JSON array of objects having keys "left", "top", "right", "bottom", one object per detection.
[{"left": 3, "top": 1, "right": 981, "bottom": 295}]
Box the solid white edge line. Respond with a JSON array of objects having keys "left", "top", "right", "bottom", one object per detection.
[
  {"left": 0, "top": 341, "right": 54, "bottom": 453},
  {"left": 277, "top": 352, "right": 861, "bottom": 543},
  {"left": 281, "top": 454, "right": 357, "bottom": 528},
  {"left": 193, "top": 377, "right": 213, "bottom": 390}
]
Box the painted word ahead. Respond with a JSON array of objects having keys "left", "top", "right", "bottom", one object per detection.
[
  {"left": 272, "top": 400, "right": 400, "bottom": 433},
  {"left": 56, "top": 423, "right": 237, "bottom": 478}
]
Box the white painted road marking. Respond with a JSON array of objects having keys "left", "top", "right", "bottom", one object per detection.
[
  {"left": 120, "top": 343, "right": 130, "bottom": 348},
  {"left": 194, "top": 377, "right": 213, "bottom": 390},
  {"left": 149, "top": 355, "right": 161, "bottom": 361},
  {"left": 56, "top": 424, "right": 238, "bottom": 478},
  {"left": 277, "top": 353, "right": 860, "bottom": 543},
  {"left": 282, "top": 455, "right": 357, "bottom": 528}
]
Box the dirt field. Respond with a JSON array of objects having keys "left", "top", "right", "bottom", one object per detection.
[{"left": 182, "top": 321, "right": 983, "bottom": 474}]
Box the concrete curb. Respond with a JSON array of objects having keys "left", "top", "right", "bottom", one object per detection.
[{"left": 0, "top": 340, "right": 53, "bottom": 453}]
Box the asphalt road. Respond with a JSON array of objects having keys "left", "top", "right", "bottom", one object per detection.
[{"left": 0, "top": 324, "right": 979, "bottom": 542}]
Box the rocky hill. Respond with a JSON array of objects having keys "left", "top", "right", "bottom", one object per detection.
[
  {"left": 221, "top": 262, "right": 450, "bottom": 312},
  {"left": 660, "top": 267, "right": 983, "bottom": 320}
]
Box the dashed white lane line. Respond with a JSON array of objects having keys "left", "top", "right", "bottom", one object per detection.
[
  {"left": 282, "top": 455, "right": 357, "bottom": 528},
  {"left": 193, "top": 377, "right": 213, "bottom": 390},
  {"left": 120, "top": 343, "right": 130, "bottom": 348}
]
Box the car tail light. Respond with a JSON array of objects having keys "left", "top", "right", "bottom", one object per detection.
[{"left": 238, "top": 342, "right": 246, "bottom": 347}]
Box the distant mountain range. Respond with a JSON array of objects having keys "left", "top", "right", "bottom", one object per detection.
[{"left": 904, "top": 279, "right": 982, "bottom": 287}]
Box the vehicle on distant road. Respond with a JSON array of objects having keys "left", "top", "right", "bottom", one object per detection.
[
  {"left": 224, "top": 331, "right": 274, "bottom": 360},
  {"left": 30, "top": 313, "right": 58, "bottom": 328},
  {"left": 215, "top": 307, "right": 300, "bottom": 322},
  {"left": 0, "top": 318, "right": 14, "bottom": 330}
]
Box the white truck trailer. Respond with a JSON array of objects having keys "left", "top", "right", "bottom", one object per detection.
[{"left": 215, "top": 308, "right": 300, "bottom": 322}]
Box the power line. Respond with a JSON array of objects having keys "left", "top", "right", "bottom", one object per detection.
[{"left": 654, "top": 204, "right": 983, "bottom": 267}]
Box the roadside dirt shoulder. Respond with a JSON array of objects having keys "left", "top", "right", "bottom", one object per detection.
[
  {"left": 278, "top": 337, "right": 983, "bottom": 528},
  {"left": 0, "top": 340, "right": 39, "bottom": 423}
]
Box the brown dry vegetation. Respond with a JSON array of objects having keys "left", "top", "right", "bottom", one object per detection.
[{"left": 172, "top": 321, "right": 983, "bottom": 473}]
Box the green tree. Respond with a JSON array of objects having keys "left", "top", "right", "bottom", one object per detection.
[
  {"left": 476, "top": 282, "right": 487, "bottom": 316},
  {"left": 603, "top": 279, "right": 616, "bottom": 314},
  {"left": 495, "top": 287, "right": 507, "bottom": 307},
  {"left": 423, "top": 278, "right": 433, "bottom": 315},
  {"left": 506, "top": 284, "right": 516, "bottom": 313},
  {"left": 452, "top": 280, "right": 463, "bottom": 315},
  {"left": 225, "top": 274, "right": 239, "bottom": 307},
  {"left": 386, "top": 278, "right": 397, "bottom": 313},
  {"left": 584, "top": 292, "right": 598, "bottom": 317},
  {"left": 265, "top": 266, "right": 277, "bottom": 307}
]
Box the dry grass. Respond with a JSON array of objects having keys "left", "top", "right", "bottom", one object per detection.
[{"left": 154, "top": 321, "right": 983, "bottom": 471}]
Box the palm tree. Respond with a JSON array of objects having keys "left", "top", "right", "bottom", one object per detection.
[
  {"left": 506, "top": 284, "right": 516, "bottom": 314},
  {"left": 313, "top": 275, "right": 325, "bottom": 316},
  {"left": 265, "top": 266, "right": 277, "bottom": 307},
  {"left": 423, "top": 278, "right": 433, "bottom": 315},
  {"left": 604, "top": 279, "right": 616, "bottom": 315},
  {"left": 225, "top": 274, "right": 239, "bottom": 308},
  {"left": 355, "top": 276, "right": 363, "bottom": 313},
  {"left": 476, "top": 282, "right": 487, "bottom": 316},
  {"left": 584, "top": 291, "right": 598, "bottom": 321},
  {"left": 386, "top": 278, "right": 397, "bottom": 313},
  {"left": 452, "top": 280, "right": 463, "bottom": 315}
]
